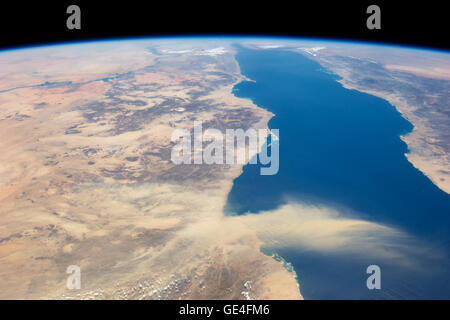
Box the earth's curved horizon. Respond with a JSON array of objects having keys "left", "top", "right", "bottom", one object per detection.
[{"left": 0, "top": 37, "right": 449, "bottom": 299}]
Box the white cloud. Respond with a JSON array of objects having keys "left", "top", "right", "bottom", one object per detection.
[
  {"left": 300, "top": 47, "right": 326, "bottom": 56},
  {"left": 160, "top": 47, "right": 227, "bottom": 56},
  {"left": 258, "top": 45, "right": 283, "bottom": 49}
]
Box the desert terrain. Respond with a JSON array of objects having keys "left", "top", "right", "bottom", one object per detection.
[{"left": 0, "top": 40, "right": 301, "bottom": 299}]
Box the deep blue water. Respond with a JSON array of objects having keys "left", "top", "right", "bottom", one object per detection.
[{"left": 225, "top": 45, "right": 450, "bottom": 299}]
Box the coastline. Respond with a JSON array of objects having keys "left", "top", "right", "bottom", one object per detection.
[
  {"left": 301, "top": 49, "right": 450, "bottom": 195},
  {"left": 337, "top": 78, "right": 450, "bottom": 194},
  {"left": 261, "top": 247, "right": 301, "bottom": 291},
  {"left": 225, "top": 54, "right": 303, "bottom": 299},
  {"left": 224, "top": 44, "right": 450, "bottom": 299}
]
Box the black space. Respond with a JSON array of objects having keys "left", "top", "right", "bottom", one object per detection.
[{"left": 0, "top": 1, "right": 448, "bottom": 51}]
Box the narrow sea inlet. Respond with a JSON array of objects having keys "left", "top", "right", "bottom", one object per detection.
[{"left": 225, "top": 45, "right": 450, "bottom": 299}]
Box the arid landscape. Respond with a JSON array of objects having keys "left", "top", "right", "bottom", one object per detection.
[
  {"left": 1, "top": 38, "right": 449, "bottom": 300},
  {"left": 0, "top": 40, "right": 301, "bottom": 299}
]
